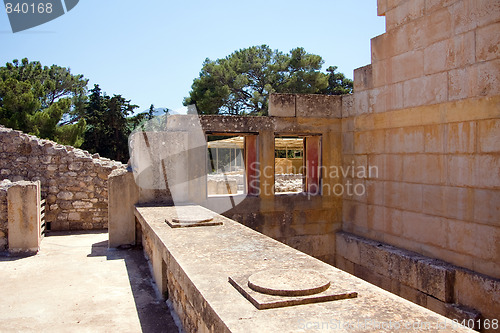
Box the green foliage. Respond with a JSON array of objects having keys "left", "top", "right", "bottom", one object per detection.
[
  {"left": 80, "top": 85, "right": 138, "bottom": 162},
  {"left": 321, "top": 66, "right": 353, "bottom": 95},
  {"left": 0, "top": 58, "right": 88, "bottom": 146},
  {"left": 183, "top": 45, "right": 353, "bottom": 115}
]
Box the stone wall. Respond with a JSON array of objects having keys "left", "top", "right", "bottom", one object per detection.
[
  {"left": 0, "top": 179, "right": 11, "bottom": 250},
  {"left": 338, "top": 0, "right": 499, "bottom": 329},
  {"left": 0, "top": 126, "right": 125, "bottom": 230},
  {"left": 200, "top": 107, "right": 343, "bottom": 265}
]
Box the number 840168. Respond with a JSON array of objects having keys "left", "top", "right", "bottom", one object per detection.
[{"left": 5, "top": 2, "right": 53, "bottom": 14}]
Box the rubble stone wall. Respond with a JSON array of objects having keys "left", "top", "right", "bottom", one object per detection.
[
  {"left": 0, "top": 126, "right": 125, "bottom": 230},
  {"left": 0, "top": 180, "right": 10, "bottom": 250}
]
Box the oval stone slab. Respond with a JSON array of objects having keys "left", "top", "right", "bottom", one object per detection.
[{"left": 248, "top": 269, "right": 330, "bottom": 297}]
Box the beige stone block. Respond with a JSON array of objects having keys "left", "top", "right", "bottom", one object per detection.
[
  {"left": 421, "top": 7, "right": 452, "bottom": 46},
  {"left": 353, "top": 65, "right": 373, "bottom": 92},
  {"left": 377, "top": 0, "right": 388, "bottom": 16},
  {"left": 386, "top": 0, "right": 425, "bottom": 31},
  {"left": 385, "top": 126, "right": 424, "bottom": 153},
  {"left": 454, "top": 268, "right": 500, "bottom": 319},
  {"left": 391, "top": 50, "right": 424, "bottom": 84},
  {"left": 371, "top": 58, "right": 390, "bottom": 88},
  {"left": 424, "top": 124, "right": 445, "bottom": 153},
  {"left": 367, "top": 155, "right": 385, "bottom": 180},
  {"left": 400, "top": 284, "right": 428, "bottom": 307},
  {"left": 448, "top": 66, "right": 472, "bottom": 101},
  {"left": 7, "top": 181, "right": 41, "bottom": 253},
  {"left": 341, "top": 117, "right": 354, "bottom": 132},
  {"left": 343, "top": 200, "right": 368, "bottom": 230},
  {"left": 385, "top": 154, "right": 403, "bottom": 181},
  {"left": 386, "top": 207, "right": 404, "bottom": 235},
  {"left": 108, "top": 170, "right": 139, "bottom": 248},
  {"left": 342, "top": 132, "right": 354, "bottom": 154},
  {"left": 401, "top": 211, "right": 448, "bottom": 248},
  {"left": 472, "top": 0, "right": 500, "bottom": 29},
  {"left": 478, "top": 119, "right": 500, "bottom": 153},
  {"left": 448, "top": 220, "right": 499, "bottom": 261},
  {"left": 447, "top": 155, "right": 475, "bottom": 187},
  {"left": 384, "top": 128, "right": 402, "bottom": 153},
  {"left": 422, "top": 185, "right": 473, "bottom": 220},
  {"left": 354, "top": 130, "right": 385, "bottom": 154},
  {"left": 371, "top": 33, "right": 391, "bottom": 62},
  {"left": 474, "top": 188, "right": 500, "bottom": 224},
  {"left": 476, "top": 22, "right": 500, "bottom": 62},
  {"left": 425, "top": 0, "right": 458, "bottom": 14},
  {"left": 385, "top": 181, "right": 423, "bottom": 212},
  {"left": 424, "top": 32, "right": 475, "bottom": 75},
  {"left": 473, "top": 59, "right": 500, "bottom": 98},
  {"left": 475, "top": 154, "right": 500, "bottom": 188},
  {"left": 416, "top": 259, "right": 455, "bottom": 302},
  {"left": 352, "top": 90, "right": 372, "bottom": 116},
  {"left": 353, "top": 154, "right": 368, "bottom": 172},
  {"left": 368, "top": 204, "right": 387, "bottom": 232},
  {"left": 372, "top": 83, "right": 404, "bottom": 113},
  {"left": 403, "top": 72, "right": 448, "bottom": 108},
  {"left": 341, "top": 94, "right": 354, "bottom": 118},
  {"left": 393, "top": 20, "right": 426, "bottom": 56},
  {"left": 268, "top": 94, "right": 295, "bottom": 117},
  {"left": 403, "top": 154, "right": 446, "bottom": 184},
  {"left": 446, "top": 121, "right": 476, "bottom": 153},
  {"left": 296, "top": 94, "right": 342, "bottom": 118},
  {"left": 386, "top": 0, "right": 406, "bottom": 11},
  {"left": 335, "top": 231, "right": 361, "bottom": 264},
  {"left": 449, "top": 0, "right": 476, "bottom": 34},
  {"left": 366, "top": 180, "right": 385, "bottom": 205},
  {"left": 450, "top": 60, "right": 500, "bottom": 101}
]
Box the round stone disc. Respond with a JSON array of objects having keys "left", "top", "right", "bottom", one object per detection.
[
  {"left": 172, "top": 215, "right": 213, "bottom": 224},
  {"left": 171, "top": 206, "right": 214, "bottom": 224},
  {"left": 248, "top": 269, "right": 330, "bottom": 297}
]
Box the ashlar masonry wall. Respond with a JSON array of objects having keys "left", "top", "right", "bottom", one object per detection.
[
  {"left": 337, "top": 0, "right": 499, "bottom": 329},
  {"left": 0, "top": 126, "right": 125, "bottom": 230}
]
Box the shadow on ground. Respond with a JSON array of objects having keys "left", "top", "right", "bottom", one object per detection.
[{"left": 88, "top": 237, "right": 181, "bottom": 333}]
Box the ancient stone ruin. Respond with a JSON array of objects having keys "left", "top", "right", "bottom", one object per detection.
[{"left": 1, "top": 0, "right": 499, "bottom": 332}]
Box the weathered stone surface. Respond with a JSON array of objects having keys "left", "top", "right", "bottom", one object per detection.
[
  {"left": 295, "top": 94, "right": 342, "bottom": 118},
  {"left": 268, "top": 93, "right": 295, "bottom": 117},
  {"left": 6, "top": 181, "right": 41, "bottom": 253},
  {"left": 335, "top": 231, "right": 500, "bottom": 327},
  {"left": 136, "top": 206, "right": 472, "bottom": 332},
  {"left": 353, "top": 65, "right": 373, "bottom": 92},
  {"left": 0, "top": 125, "right": 125, "bottom": 230}
]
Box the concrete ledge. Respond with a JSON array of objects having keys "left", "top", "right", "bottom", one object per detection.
[
  {"left": 335, "top": 231, "right": 499, "bottom": 326},
  {"left": 135, "top": 205, "right": 472, "bottom": 332}
]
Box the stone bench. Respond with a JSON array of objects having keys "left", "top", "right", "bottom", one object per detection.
[{"left": 134, "top": 205, "right": 473, "bottom": 333}]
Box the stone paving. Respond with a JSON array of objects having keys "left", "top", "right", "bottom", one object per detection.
[{"left": 0, "top": 231, "right": 181, "bottom": 333}]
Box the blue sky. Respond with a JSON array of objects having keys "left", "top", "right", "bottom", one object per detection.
[{"left": 0, "top": 0, "right": 386, "bottom": 112}]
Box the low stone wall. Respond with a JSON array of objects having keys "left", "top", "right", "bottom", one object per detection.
[
  {"left": 133, "top": 205, "right": 472, "bottom": 333},
  {"left": 0, "top": 126, "right": 125, "bottom": 230},
  {"left": 336, "top": 232, "right": 499, "bottom": 332}
]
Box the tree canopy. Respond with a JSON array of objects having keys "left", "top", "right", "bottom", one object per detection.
[
  {"left": 0, "top": 58, "right": 88, "bottom": 146},
  {"left": 183, "top": 45, "right": 353, "bottom": 115},
  {"left": 80, "top": 84, "right": 138, "bottom": 162}
]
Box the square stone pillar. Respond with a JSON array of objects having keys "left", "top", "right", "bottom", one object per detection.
[
  {"left": 108, "top": 169, "right": 139, "bottom": 248},
  {"left": 7, "top": 181, "right": 41, "bottom": 253}
]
